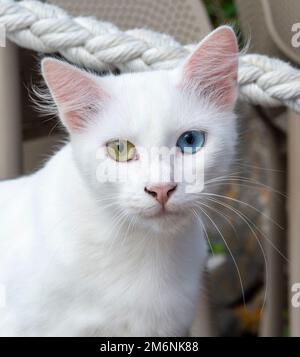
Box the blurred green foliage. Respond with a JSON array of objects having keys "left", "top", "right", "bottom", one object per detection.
[
  {"left": 283, "top": 309, "right": 289, "bottom": 337},
  {"left": 203, "top": 1, "right": 244, "bottom": 62},
  {"left": 203, "top": 0, "right": 239, "bottom": 28},
  {"left": 210, "top": 241, "right": 226, "bottom": 255}
]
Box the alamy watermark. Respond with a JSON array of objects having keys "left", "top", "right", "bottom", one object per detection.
[
  {"left": 95, "top": 145, "right": 205, "bottom": 193},
  {"left": 291, "top": 23, "right": 300, "bottom": 47},
  {"left": 291, "top": 283, "right": 300, "bottom": 308}
]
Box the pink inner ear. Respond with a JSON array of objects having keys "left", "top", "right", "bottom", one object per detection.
[
  {"left": 42, "top": 59, "right": 108, "bottom": 131},
  {"left": 182, "top": 27, "right": 238, "bottom": 110}
]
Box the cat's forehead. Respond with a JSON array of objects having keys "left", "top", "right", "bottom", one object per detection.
[
  {"left": 99, "top": 70, "right": 181, "bottom": 143},
  {"left": 107, "top": 70, "right": 176, "bottom": 105}
]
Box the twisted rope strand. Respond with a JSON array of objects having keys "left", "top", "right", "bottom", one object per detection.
[{"left": 1, "top": 0, "right": 300, "bottom": 113}]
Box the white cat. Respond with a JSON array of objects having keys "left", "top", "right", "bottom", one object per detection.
[{"left": 0, "top": 26, "right": 238, "bottom": 336}]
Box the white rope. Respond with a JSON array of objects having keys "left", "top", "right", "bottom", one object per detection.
[{"left": 1, "top": 0, "right": 300, "bottom": 113}]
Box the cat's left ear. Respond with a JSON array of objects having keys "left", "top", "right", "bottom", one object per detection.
[
  {"left": 42, "top": 58, "right": 109, "bottom": 133},
  {"left": 180, "top": 26, "right": 238, "bottom": 111}
]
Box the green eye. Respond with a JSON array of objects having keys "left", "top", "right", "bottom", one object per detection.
[{"left": 106, "top": 139, "right": 136, "bottom": 162}]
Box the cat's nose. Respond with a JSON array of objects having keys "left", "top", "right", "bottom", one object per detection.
[{"left": 144, "top": 183, "right": 177, "bottom": 206}]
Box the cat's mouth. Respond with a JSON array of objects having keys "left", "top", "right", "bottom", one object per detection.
[
  {"left": 143, "top": 205, "right": 181, "bottom": 219},
  {"left": 125, "top": 201, "right": 186, "bottom": 220}
]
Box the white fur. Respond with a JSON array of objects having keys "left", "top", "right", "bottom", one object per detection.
[{"left": 0, "top": 27, "right": 238, "bottom": 336}]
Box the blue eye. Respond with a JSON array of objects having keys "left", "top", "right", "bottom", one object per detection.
[{"left": 176, "top": 130, "right": 206, "bottom": 154}]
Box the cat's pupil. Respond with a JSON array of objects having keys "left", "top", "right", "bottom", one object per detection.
[
  {"left": 185, "top": 133, "right": 194, "bottom": 145},
  {"left": 176, "top": 130, "right": 205, "bottom": 154},
  {"left": 117, "top": 142, "right": 125, "bottom": 152}
]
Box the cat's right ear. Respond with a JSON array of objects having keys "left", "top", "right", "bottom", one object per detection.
[
  {"left": 41, "top": 58, "right": 109, "bottom": 133},
  {"left": 179, "top": 26, "right": 238, "bottom": 111}
]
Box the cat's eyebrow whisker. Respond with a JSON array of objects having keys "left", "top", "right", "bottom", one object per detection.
[
  {"left": 200, "top": 192, "right": 284, "bottom": 230},
  {"left": 195, "top": 204, "right": 247, "bottom": 308},
  {"left": 200, "top": 196, "right": 270, "bottom": 313},
  {"left": 48, "top": 120, "right": 61, "bottom": 136}
]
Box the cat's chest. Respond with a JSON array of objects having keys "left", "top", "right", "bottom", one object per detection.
[
  {"left": 12, "top": 228, "right": 205, "bottom": 336},
  {"left": 38, "top": 244, "right": 199, "bottom": 336},
  {"left": 63, "top": 265, "right": 198, "bottom": 336}
]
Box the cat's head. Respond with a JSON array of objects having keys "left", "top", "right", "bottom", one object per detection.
[{"left": 41, "top": 26, "right": 238, "bottom": 232}]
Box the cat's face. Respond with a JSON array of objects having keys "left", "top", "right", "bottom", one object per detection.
[{"left": 42, "top": 26, "right": 238, "bottom": 231}]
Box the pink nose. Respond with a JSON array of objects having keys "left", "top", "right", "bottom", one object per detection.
[{"left": 144, "top": 183, "right": 177, "bottom": 206}]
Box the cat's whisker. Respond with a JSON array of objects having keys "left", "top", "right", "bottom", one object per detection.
[
  {"left": 232, "top": 160, "right": 285, "bottom": 174},
  {"left": 121, "top": 214, "right": 136, "bottom": 248},
  {"left": 104, "top": 208, "right": 129, "bottom": 252},
  {"left": 194, "top": 201, "right": 250, "bottom": 307},
  {"left": 96, "top": 194, "right": 122, "bottom": 201},
  {"left": 194, "top": 203, "right": 247, "bottom": 308},
  {"left": 190, "top": 208, "right": 214, "bottom": 256},
  {"left": 113, "top": 211, "right": 132, "bottom": 242},
  {"left": 205, "top": 171, "right": 244, "bottom": 183},
  {"left": 202, "top": 195, "right": 287, "bottom": 263},
  {"left": 206, "top": 173, "right": 285, "bottom": 191},
  {"left": 209, "top": 157, "right": 285, "bottom": 174},
  {"left": 97, "top": 202, "right": 120, "bottom": 210},
  {"left": 199, "top": 192, "right": 284, "bottom": 230},
  {"left": 205, "top": 180, "right": 286, "bottom": 199},
  {"left": 206, "top": 172, "right": 285, "bottom": 190},
  {"left": 199, "top": 196, "right": 269, "bottom": 313},
  {"left": 194, "top": 201, "right": 240, "bottom": 242}
]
